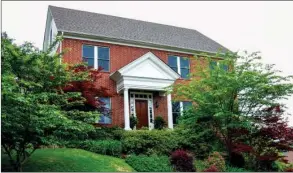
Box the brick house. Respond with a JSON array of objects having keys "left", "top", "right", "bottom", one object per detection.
[{"left": 43, "top": 6, "right": 229, "bottom": 130}]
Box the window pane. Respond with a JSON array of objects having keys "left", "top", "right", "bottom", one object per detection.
[
  {"left": 181, "top": 68, "right": 190, "bottom": 79},
  {"left": 82, "top": 45, "right": 94, "bottom": 58},
  {"left": 209, "top": 61, "right": 217, "bottom": 70},
  {"left": 83, "top": 58, "right": 94, "bottom": 67},
  {"left": 98, "top": 47, "right": 109, "bottom": 60},
  {"left": 97, "top": 97, "right": 111, "bottom": 124},
  {"left": 172, "top": 102, "right": 180, "bottom": 113},
  {"left": 99, "top": 97, "right": 110, "bottom": 109},
  {"left": 183, "top": 101, "right": 192, "bottom": 111},
  {"left": 220, "top": 64, "right": 228, "bottom": 71},
  {"left": 98, "top": 60, "right": 109, "bottom": 71},
  {"left": 99, "top": 115, "right": 111, "bottom": 124},
  {"left": 173, "top": 113, "right": 180, "bottom": 124},
  {"left": 168, "top": 56, "right": 178, "bottom": 71},
  {"left": 180, "top": 57, "right": 190, "bottom": 69},
  {"left": 171, "top": 67, "right": 178, "bottom": 72}
]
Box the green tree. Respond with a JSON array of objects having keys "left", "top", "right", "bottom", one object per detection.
[
  {"left": 172, "top": 51, "right": 293, "bottom": 162},
  {"left": 1, "top": 33, "right": 100, "bottom": 171}
]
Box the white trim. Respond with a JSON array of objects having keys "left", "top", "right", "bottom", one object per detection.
[
  {"left": 167, "top": 93, "right": 173, "bottom": 129},
  {"left": 110, "top": 52, "right": 180, "bottom": 93},
  {"left": 116, "top": 52, "right": 180, "bottom": 79},
  {"left": 124, "top": 88, "right": 131, "bottom": 130},
  {"left": 180, "top": 102, "right": 184, "bottom": 116},
  {"left": 63, "top": 35, "right": 197, "bottom": 56}
]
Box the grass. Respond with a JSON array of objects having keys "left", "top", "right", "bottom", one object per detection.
[{"left": 2, "top": 148, "right": 134, "bottom": 172}]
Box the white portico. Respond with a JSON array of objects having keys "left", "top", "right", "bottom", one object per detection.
[{"left": 110, "top": 52, "right": 180, "bottom": 130}]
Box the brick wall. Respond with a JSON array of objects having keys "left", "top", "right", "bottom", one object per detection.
[{"left": 61, "top": 38, "right": 204, "bottom": 128}]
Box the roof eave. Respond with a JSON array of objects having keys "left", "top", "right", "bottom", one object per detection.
[{"left": 59, "top": 30, "right": 231, "bottom": 58}]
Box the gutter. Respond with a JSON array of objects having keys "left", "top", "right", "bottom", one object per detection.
[{"left": 59, "top": 30, "right": 231, "bottom": 59}]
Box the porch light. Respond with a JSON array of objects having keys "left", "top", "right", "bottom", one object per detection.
[{"left": 155, "top": 101, "right": 159, "bottom": 108}]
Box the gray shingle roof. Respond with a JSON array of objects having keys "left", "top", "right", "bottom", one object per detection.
[{"left": 49, "top": 5, "right": 229, "bottom": 53}]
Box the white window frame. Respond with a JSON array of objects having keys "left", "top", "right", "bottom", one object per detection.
[
  {"left": 169, "top": 55, "right": 190, "bottom": 78},
  {"left": 82, "top": 44, "right": 110, "bottom": 72}
]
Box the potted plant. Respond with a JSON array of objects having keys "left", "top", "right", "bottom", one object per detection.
[
  {"left": 130, "top": 115, "right": 138, "bottom": 130},
  {"left": 154, "top": 115, "right": 166, "bottom": 130}
]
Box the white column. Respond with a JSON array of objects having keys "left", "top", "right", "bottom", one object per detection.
[
  {"left": 167, "top": 93, "right": 173, "bottom": 129},
  {"left": 124, "top": 88, "right": 131, "bottom": 130}
]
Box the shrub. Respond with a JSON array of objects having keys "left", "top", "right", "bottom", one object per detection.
[
  {"left": 170, "top": 149, "right": 195, "bottom": 172},
  {"left": 206, "top": 152, "right": 226, "bottom": 172},
  {"left": 225, "top": 165, "right": 250, "bottom": 172},
  {"left": 285, "top": 168, "right": 293, "bottom": 172},
  {"left": 273, "top": 159, "right": 293, "bottom": 172},
  {"left": 174, "top": 124, "right": 218, "bottom": 159},
  {"left": 203, "top": 165, "right": 219, "bottom": 172},
  {"left": 125, "top": 155, "right": 173, "bottom": 172},
  {"left": 194, "top": 160, "right": 207, "bottom": 172},
  {"left": 154, "top": 116, "right": 167, "bottom": 130},
  {"left": 230, "top": 152, "right": 245, "bottom": 168},
  {"left": 130, "top": 116, "right": 138, "bottom": 130},
  {"left": 79, "top": 140, "right": 122, "bottom": 157},
  {"left": 122, "top": 130, "right": 178, "bottom": 155},
  {"left": 88, "top": 126, "right": 124, "bottom": 140},
  {"left": 64, "top": 140, "right": 83, "bottom": 148}
]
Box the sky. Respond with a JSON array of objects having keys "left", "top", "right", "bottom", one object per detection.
[{"left": 2, "top": 1, "right": 293, "bottom": 125}]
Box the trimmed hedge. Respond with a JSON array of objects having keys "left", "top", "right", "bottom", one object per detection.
[
  {"left": 125, "top": 155, "right": 173, "bottom": 172},
  {"left": 121, "top": 130, "right": 179, "bottom": 155}
]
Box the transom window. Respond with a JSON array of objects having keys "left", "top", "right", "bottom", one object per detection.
[
  {"left": 172, "top": 101, "right": 192, "bottom": 124},
  {"left": 97, "top": 97, "right": 111, "bottom": 124},
  {"left": 168, "top": 55, "right": 190, "bottom": 79},
  {"left": 82, "top": 45, "right": 110, "bottom": 72}
]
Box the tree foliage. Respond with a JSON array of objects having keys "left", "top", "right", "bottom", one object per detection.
[
  {"left": 1, "top": 33, "right": 109, "bottom": 171},
  {"left": 172, "top": 51, "right": 293, "bottom": 170}
]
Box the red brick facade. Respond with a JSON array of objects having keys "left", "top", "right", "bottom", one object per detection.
[{"left": 61, "top": 38, "right": 200, "bottom": 128}]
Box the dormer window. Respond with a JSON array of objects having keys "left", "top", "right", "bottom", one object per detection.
[{"left": 168, "top": 55, "right": 190, "bottom": 79}]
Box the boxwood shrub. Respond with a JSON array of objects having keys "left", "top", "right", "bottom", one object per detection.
[
  {"left": 125, "top": 155, "right": 173, "bottom": 172},
  {"left": 121, "top": 130, "right": 179, "bottom": 155}
]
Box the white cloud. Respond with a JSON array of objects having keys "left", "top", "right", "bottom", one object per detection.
[{"left": 2, "top": 1, "right": 293, "bottom": 125}]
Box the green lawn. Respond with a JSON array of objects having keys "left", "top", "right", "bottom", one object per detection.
[{"left": 2, "top": 148, "right": 134, "bottom": 172}]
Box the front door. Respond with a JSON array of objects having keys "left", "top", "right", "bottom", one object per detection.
[{"left": 135, "top": 100, "right": 148, "bottom": 129}]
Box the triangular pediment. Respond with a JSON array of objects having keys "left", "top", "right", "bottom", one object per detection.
[{"left": 111, "top": 52, "right": 180, "bottom": 81}]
